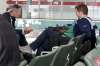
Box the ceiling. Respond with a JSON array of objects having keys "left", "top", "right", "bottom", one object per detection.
[
  {"left": 7, "top": 0, "right": 100, "bottom": 5},
  {"left": 8, "top": 0, "right": 100, "bottom": 2}
]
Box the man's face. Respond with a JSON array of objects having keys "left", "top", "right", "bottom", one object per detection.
[
  {"left": 75, "top": 9, "right": 81, "bottom": 18},
  {"left": 13, "top": 8, "right": 22, "bottom": 18},
  {"left": 59, "top": 29, "right": 65, "bottom": 33}
]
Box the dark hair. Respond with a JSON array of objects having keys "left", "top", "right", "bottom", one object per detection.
[
  {"left": 11, "top": 4, "right": 21, "bottom": 9},
  {"left": 7, "top": 4, "right": 21, "bottom": 11},
  {"left": 75, "top": 3, "right": 88, "bottom": 15}
]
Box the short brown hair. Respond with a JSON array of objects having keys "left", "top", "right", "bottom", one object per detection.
[
  {"left": 7, "top": 4, "right": 21, "bottom": 12},
  {"left": 75, "top": 3, "right": 88, "bottom": 15}
]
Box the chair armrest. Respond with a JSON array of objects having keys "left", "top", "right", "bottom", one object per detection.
[
  {"left": 52, "top": 46, "right": 59, "bottom": 51},
  {"left": 18, "top": 60, "right": 28, "bottom": 66},
  {"left": 19, "top": 45, "right": 32, "bottom": 54},
  {"left": 41, "top": 51, "right": 52, "bottom": 55}
]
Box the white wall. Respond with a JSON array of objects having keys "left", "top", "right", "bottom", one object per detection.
[
  {"left": 0, "top": 0, "right": 100, "bottom": 20},
  {"left": 0, "top": 0, "right": 8, "bottom": 14}
]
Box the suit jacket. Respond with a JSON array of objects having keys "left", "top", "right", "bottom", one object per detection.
[
  {"left": 2, "top": 12, "right": 28, "bottom": 46},
  {"left": 0, "top": 14, "right": 21, "bottom": 66}
]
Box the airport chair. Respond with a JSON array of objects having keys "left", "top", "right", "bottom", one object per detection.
[
  {"left": 18, "top": 60, "right": 27, "bottom": 66},
  {"left": 28, "top": 35, "right": 74, "bottom": 66},
  {"left": 74, "top": 36, "right": 100, "bottom": 66},
  {"left": 96, "top": 36, "right": 100, "bottom": 46},
  {"left": 51, "top": 35, "right": 84, "bottom": 66},
  {"left": 18, "top": 51, "right": 36, "bottom": 66},
  {"left": 81, "top": 36, "right": 100, "bottom": 66},
  {"left": 50, "top": 39, "right": 75, "bottom": 66},
  {"left": 28, "top": 47, "right": 59, "bottom": 66},
  {"left": 73, "top": 61, "right": 86, "bottom": 66},
  {"left": 18, "top": 52, "right": 28, "bottom": 66},
  {"left": 73, "top": 35, "right": 92, "bottom": 66},
  {"left": 83, "top": 48, "right": 100, "bottom": 66},
  {"left": 50, "top": 35, "right": 86, "bottom": 66},
  {"left": 71, "top": 35, "right": 85, "bottom": 64}
]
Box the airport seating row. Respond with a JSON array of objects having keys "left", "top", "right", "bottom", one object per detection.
[
  {"left": 81, "top": 36, "right": 100, "bottom": 66},
  {"left": 19, "top": 34, "right": 92, "bottom": 66}
]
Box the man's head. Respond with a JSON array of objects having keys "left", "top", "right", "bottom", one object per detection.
[
  {"left": 7, "top": 4, "right": 22, "bottom": 18},
  {"left": 75, "top": 3, "right": 88, "bottom": 18}
]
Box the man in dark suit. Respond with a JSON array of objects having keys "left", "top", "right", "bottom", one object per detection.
[
  {"left": 2, "top": 4, "right": 33, "bottom": 63},
  {"left": 2, "top": 5, "right": 33, "bottom": 46},
  {"left": 0, "top": 11, "right": 21, "bottom": 66},
  {"left": 30, "top": 27, "right": 70, "bottom": 56}
]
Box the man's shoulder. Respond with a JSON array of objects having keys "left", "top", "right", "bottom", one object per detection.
[
  {"left": 77, "top": 18, "right": 90, "bottom": 24},
  {"left": 0, "top": 14, "right": 6, "bottom": 21},
  {"left": 0, "top": 14, "right": 10, "bottom": 26},
  {"left": 79, "top": 18, "right": 89, "bottom": 21}
]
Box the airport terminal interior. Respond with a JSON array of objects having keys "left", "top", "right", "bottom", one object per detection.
[{"left": 0, "top": 0, "right": 100, "bottom": 66}]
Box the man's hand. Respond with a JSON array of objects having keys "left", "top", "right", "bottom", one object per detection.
[{"left": 24, "top": 26, "right": 33, "bottom": 34}]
